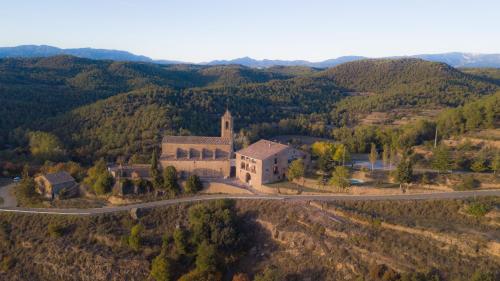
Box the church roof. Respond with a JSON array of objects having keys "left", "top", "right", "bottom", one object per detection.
[
  {"left": 236, "top": 139, "right": 290, "bottom": 160},
  {"left": 162, "top": 135, "right": 231, "bottom": 145}
]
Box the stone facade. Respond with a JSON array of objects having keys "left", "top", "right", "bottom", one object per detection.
[
  {"left": 159, "top": 110, "right": 234, "bottom": 178},
  {"left": 35, "top": 171, "right": 78, "bottom": 199},
  {"left": 235, "top": 140, "right": 309, "bottom": 189}
]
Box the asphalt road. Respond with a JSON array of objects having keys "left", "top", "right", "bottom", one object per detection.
[{"left": 0, "top": 189, "right": 498, "bottom": 216}]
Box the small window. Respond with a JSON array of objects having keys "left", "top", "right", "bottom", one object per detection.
[
  {"left": 273, "top": 166, "right": 278, "bottom": 174},
  {"left": 274, "top": 158, "right": 278, "bottom": 164},
  {"left": 225, "top": 121, "right": 229, "bottom": 129}
]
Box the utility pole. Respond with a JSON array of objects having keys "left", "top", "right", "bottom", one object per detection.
[{"left": 434, "top": 126, "right": 438, "bottom": 148}]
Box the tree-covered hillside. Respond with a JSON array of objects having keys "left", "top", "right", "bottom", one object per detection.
[
  {"left": 0, "top": 56, "right": 304, "bottom": 144},
  {"left": 323, "top": 59, "right": 498, "bottom": 125},
  {"left": 2, "top": 57, "right": 499, "bottom": 161},
  {"left": 37, "top": 76, "right": 343, "bottom": 160}
]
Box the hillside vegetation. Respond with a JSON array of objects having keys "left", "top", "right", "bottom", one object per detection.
[
  {"left": 0, "top": 199, "right": 498, "bottom": 280},
  {"left": 324, "top": 59, "right": 497, "bottom": 125},
  {"left": 0, "top": 56, "right": 299, "bottom": 144},
  {"left": 2, "top": 57, "right": 499, "bottom": 161}
]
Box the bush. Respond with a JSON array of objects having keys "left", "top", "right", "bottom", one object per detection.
[
  {"left": 195, "top": 241, "right": 217, "bottom": 273},
  {"left": 128, "top": 224, "right": 144, "bottom": 251},
  {"left": 150, "top": 253, "right": 173, "bottom": 281},
  {"left": 466, "top": 202, "right": 492, "bottom": 217},
  {"left": 455, "top": 176, "right": 480, "bottom": 190},
  {"left": 470, "top": 269, "right": 497, "bottom": 281},
  {"left": 48, "top": 222, "right": 64, "bottom": 238},
  {"left": 173, "top": 228, "right": 188, "bottom": 255},
  {"left": 0, "top": 256, "right": 14, "bottom": 272},
  {"left": 185, "top": 175, "right": 203, "bottom": 194},
  {"left": 254, "top": 266, "right": 284, "bottom": 281}
]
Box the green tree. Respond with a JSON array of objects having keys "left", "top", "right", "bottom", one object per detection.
[
  {"left": 287, "top": 159, "right": 305, "bottom": 187},
  {"left": 163, "top": 166, "right": 179, "bottom": 194},
  {"left": 128, "top": 223, "right": 144, "bottom": 251},
  {"left": 173, "top": 228, "right": 188, "bottom": 255},
  {"left": 396, "top": 157, "right": 413, "bottom": 191},
  {"left": 16, "top": 165, "right": 40, "bottom": 206},
  {"left": 150, "top": 149, "right": 163, "bottom": 190},
  {"left": 432, "top": 145, "right": 452, "bottom": 174},
  {"left": 150, "top": 252, "right": 173, "bottom": 281},
  {"left": 185, "top": 175, "right": 203, "bottom": 194},
  {"left": 84, "top": 159, "right": 114, "bottom": 195},
  {"left": 471, "top": 155, "right": 488, "bottom": 172},
  {"left": 329, "top": 166, "right": 351, "bottom": 191},
  {"left": 382, "top": 144, "right": 390, "bottom": 167},
  {"left": 28, "top": 131, "right": 65, "bottom": 161},
  {"left": 195, "top": 240, "right": 217, "bottom": 273},
  {"left": 369, "top": 143, "right": 378, "bottom": 171}
]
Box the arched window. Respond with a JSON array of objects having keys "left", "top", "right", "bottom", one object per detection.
[{"left": 225, "top": 121, "right": 229, "bottom": 129}]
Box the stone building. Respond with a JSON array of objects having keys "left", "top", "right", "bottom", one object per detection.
[
  {"left": 160, "top": 110, "right": 234, "bottom": 178},
  {"left": 35, "top": 171, "right": 78, "bottom": 199},
  {"left": 235, "top": 139, "right": 309, "bottom": 188}
]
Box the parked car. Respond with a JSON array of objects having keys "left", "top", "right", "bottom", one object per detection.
[{"left": 13, "top": 176, "right": 21, "bottom": 182}]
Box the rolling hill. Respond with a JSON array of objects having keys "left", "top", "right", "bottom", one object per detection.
[
  {"left": 2, "top": 56, "right": 499, "bottom": 160},
  {"left": 0, "top": 56, "right": 303, "bottom": 145}
]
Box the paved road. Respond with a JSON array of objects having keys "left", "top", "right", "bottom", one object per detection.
[{"left": 0, "top": 189, "right": 498, "bottom": 216}]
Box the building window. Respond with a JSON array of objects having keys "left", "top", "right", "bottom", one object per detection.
[
  {"left": 273, "top": 166, "right": 278, "bottom": 175},
  {"left": 274, "top": 158, "right": 277, "bottom": 164},
  {"left": 240, "top": 162, "right": 245, "bottom": 169},
  {"left": 225, "top": 121, "right": 229, "bottom": 129}
]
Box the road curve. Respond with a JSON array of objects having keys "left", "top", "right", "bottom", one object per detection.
[{"left": 0, "top": 189, "right": 498, "bottom": 216}]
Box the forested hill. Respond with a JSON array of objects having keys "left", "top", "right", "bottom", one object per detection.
[
  {"left": 317, "top": 58, "right": 496, "bottom": 94},
  {"left": 39, "top": 76, "right": 344, "bottom": 160},
  {"left": 2, "top": 56, "right": 499, "bottom": 160},
  {"left": 0, "top": 56, "right": 305, "bottom": 143},
  {"left": 323, "top": 59, "right": 498, "bottom": 126}
]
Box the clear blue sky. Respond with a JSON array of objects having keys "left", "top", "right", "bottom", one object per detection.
[{"left": 1, "top": 0, "right": 499, "bottom": 62}]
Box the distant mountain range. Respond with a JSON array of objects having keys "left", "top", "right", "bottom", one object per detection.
[{"left": 1, "top": 45, "right": 499, "bottom": 68}]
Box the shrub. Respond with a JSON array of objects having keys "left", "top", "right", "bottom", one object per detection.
[
  {"left": 254, "top": 266, "right": 284, "bottom": 281},
  {"left": 466, "top": 202, "right": 492, "bottom": 217},
  {"left": 128, "top": 224, "right": 144, "bottom": 251},
  {"left": 0, "top": 256, "right": 14, "bottom": 272},
  {"left": 173, "top": 228, "right": 188, "bottom": 255},
  {"left": 185, "top": 175, "right": 203, "bottom": 194},
  {"left": 150, "top": 253, "right": 172, "bottom": 281},
  {"left": 195, "top": 241, "right": 217, "bottom": 273},
  {"left": 48, "top": 222, "right": 64, "bottom": 238},
  {"left": 470, "top": 269, "right": 497, "bottom": 281},
  {"left": 455, "top": 176, "right": 480, "bottom": 190}
]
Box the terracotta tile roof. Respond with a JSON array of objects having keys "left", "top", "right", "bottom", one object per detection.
[
  {"left": 43, "top": 171, "right": 75, "bottom": 185},
  {"left": 109, "top": 164, "right": 150, "bottom": 178},
  {"left": 162, "top": 136, "right": 231, "bottom": 145},
  {"left": 236, "top": 139, "right": 290, "bottom": 160}
]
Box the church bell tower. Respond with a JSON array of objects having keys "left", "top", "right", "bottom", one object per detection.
[{"left": 221, "top": 109, "right": 233, "bottom": 139}]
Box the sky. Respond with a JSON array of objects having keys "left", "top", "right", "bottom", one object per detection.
[{"left": 1, "top": 0, "right": 499, "bottom": 62}]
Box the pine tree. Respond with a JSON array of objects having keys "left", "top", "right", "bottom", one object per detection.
[
  {"left": 432, "top": 145, "right": 452, "bottom": 174},
  {"left": 396, "top": 157, "right": 413, "bottom": 191},
  {"left": 150, "top": 149, "right": 163, "bottom": 190}
]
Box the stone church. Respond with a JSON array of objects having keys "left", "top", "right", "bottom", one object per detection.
[{"left": 159, "top": 110, "right": 234, "bottom": 178}]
